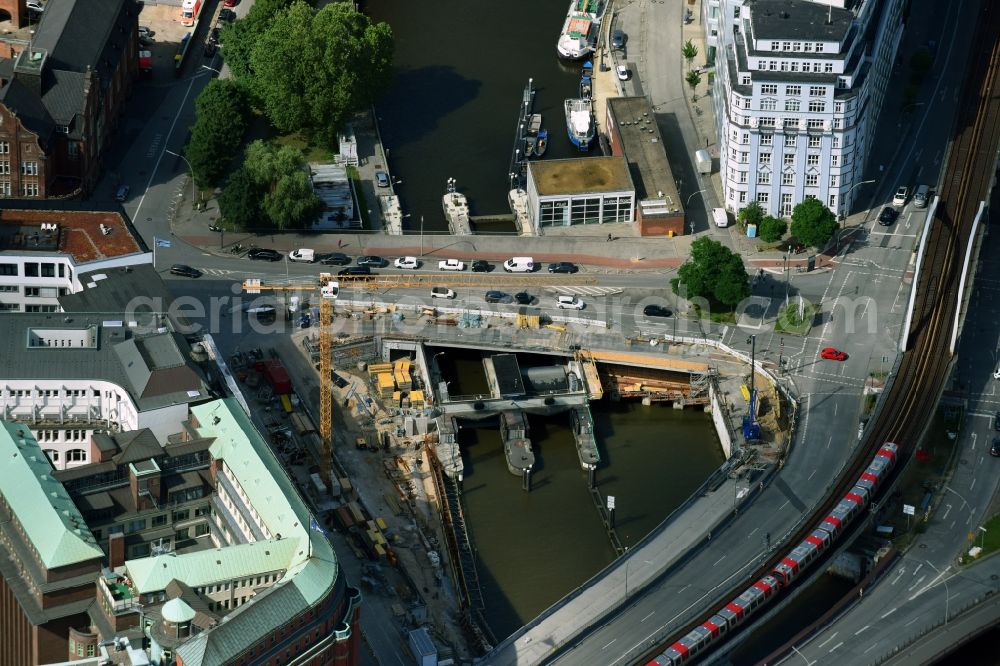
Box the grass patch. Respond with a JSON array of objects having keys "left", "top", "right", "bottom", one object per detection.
[
  {"left": 691, "top": 303, "right": 737, "bottom": 324},
  {"left": 268, "top": 131, "right": 336, "bottom": 163},
  {"left": 774, "top": 301, "right": 817, "bottom": 336},
  {"left": 862, "top": 393, "right": 877, "bottom": 417},
  {"left": 962, "top": 512, "right": 1000, "bottom": 563},
  {"left": 346, "top": 166, "right": 371, "bottom": 229}
]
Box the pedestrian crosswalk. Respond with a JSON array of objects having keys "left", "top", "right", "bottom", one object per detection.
[{"left": 550, "top": 286, "right": 624, "bottom": 296}]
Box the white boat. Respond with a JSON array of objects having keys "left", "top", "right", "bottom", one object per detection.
[
  {"left": 565, "top": 98, "right": 594, "bottom": 151},
  {"left": 556, "top": 0, "right": 604, "bottom": 60}
]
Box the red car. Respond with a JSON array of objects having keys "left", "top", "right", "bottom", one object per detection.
[
  {"left": 223, "top": 0, "right": 238, "bottom": 7},
  {"left": 820, "top": 347, "right": 848, "bottom": 361}
]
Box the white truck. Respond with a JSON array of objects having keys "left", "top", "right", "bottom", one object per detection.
[
  {"left": 695, "top": 149, "right": 712, "bottom": 175},
  {"left": 712, "top": 208, "right": 729, "bottom": 228},
  {"left": 288, "top": 248, "right": 315, "bottom": 263}
]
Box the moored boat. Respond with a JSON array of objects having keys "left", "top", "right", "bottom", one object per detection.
[
  {"left": 556, "top": 0, "right": 604, "bottom": 60},
  {"left": 564, "top": 98, "right": 594, "bottom": 151},
  {"left": 580, "top": 60, "right": 593, "bottom": 98},
  {"left": 535, "top": 129, "right": 549, "bottom": 156}
]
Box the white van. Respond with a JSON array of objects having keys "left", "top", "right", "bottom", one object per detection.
[
  {"left": 503, "top": 257, "right": 534, "bottom": 273},
  {"left": 712, "top": 208, "right": 729, "bottom": 228},
  {"left": 288, "top": 248, "right": 315, "bottom": 263},
  {"left": 912, "top": 185, "right": 930, "bottom": 209}
]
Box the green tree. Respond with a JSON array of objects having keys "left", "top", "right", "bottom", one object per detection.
[
  {"left": 790, "top": 198, "right": 838, "bottom": 248},
  {"left": 681, "top": 40, "right": 698, "bottom": 68},
  {"left": 758, "top": 216, "right": 787, "bottom": 243},
  {"left": 220, "top": 0, "right": 298, "bottom": 83},
  {"left": 677, "top": 237, "right": 750, "bottom": 307},
  {"left": 685, "top": 70, "right": 702, "bottom": 99},
  {"left": 218, "top": 168, "right": 261, "bottom": 230},
  {"left": 248, "top": 1, "right": 394, "bottom": 145},
  {"left": 186, "top": 79, "right": 250, "bottom": 187},
  {"left": 241, "top": 140, "right": 322, "bottom": 230},
  {"left": 737, "top": 201, "right": 765, "bottom": 228}
]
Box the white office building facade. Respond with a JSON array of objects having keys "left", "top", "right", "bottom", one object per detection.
[{"left": 711, "top": 0, "right": 905, "bottom": 218}]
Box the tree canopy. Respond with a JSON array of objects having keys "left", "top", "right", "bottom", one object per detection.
[
  {"left": 737, "top": 201, "right": 765, "bottom": 228},
  {"left": 186, "top": 79, "right": 251, "bottom": 188},
  {"left": 224, "top": 1, "right": 394, "bottom": 146},
  {"left": 237, "top": 141, "right": 322, "bottom": 231},
  {"left": 790, "top": 197, "right": 838, "bottom": 248},
  {"left": 677, "top": 237, "right": 750, "bottom": 307},
  {"left": 758, "top": 215, "right": 787, "bottom": 243},
  {"left": 218, "top": 167, "right": 261, "bottom": 230}
]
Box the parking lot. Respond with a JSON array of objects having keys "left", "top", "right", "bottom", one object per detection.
[{"left": 138, "top": 1, "right": 229, "bottom": 79}]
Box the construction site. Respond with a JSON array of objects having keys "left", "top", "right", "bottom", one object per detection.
[{"left": 219, "top": 274, "right": 791, "bottom": 661}]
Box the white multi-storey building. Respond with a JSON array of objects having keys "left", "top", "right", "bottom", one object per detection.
[
  {"left": 0, "top": 314, "right": 211, "bottom": 470},
  {"left": 708, "top": 0, "right": 904, "bottom": 218},
  {"left": 0, "top": 206, "right": 151, "bottom": 312}
]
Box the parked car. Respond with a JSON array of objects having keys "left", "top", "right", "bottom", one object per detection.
[
  {"left": 375, "top": 171, "right": 390, "bottom": 188},
  {"left": 138, "top": 26, "right": 154, "bottom": 38},
  {"left": 471, "top": 260, "right": 492, "bottom": 272},
  {"left": 288, "top": 249, "right": 315, "bottom": 263},
  {"left": 209, "top": 27, "right": 221, "bottom": 44},
  {"left": 26, "top": 0, "right": 43, "bottom": 13},
  {"left": 203, "top": 42, "right": 217, "bottom": 57},
  {"left": 548, "top": 261, "right": 578, "bottom": 274},
  {"left": 219, "top": 8, "right": 236, "bottom": 21},
  {"left": 878, "top": 207, "right": 897, "bottom": 226},
  {"left": 820, "top": 347, "right": 848, "bottom": 361},
  {"left": 514, "top": 292, "right": 533, "bottom": 305},
  {"left": 892, "top": 186, "right": 909, "bottom": 207},
  {"left": 643, "top": 304, "right": 672, "bottom": 318},
  {"left": 611, "top": 29, "right": 626, "bottom": 49},
  {"left": 555, "top": 295, "right": 585, "bottom": 310},
  {"left": 438, "top": 259, "right": 466, "bottom": 271},
  {"left": 992, "top": 438, "right": 1000, "bottom": 457},
  {"left": 431, "top": 287, "right": 456, "bottom": 299},
  {"left": 223, "top": 0, "right": 239, "bottom": 7},
  {"left": 114, "top": 184, "right": 130, "bottom": 202},
  {"left": 169, "top": 264, "right": 202, "bottom": 278},
  {"left": 357, "top": 255, "right": 387, "bottom": 267},
  {"left": 338, "top": 266, "right": 372, "bottom": 276},
  {"left": 394, "top": 256, "right": 420, "bottom": 269},
  {"left": 616, "top": 65, "right": 630, "bottom": 81},
  {"left": 318, "top": 252, "right": 351, "bottom": 266},
  {"left": 248, "top": 248, "right": 282, "bottom": 262},
  {"left": 485, "top": 291, "right": 508, "bottom": 304},
  {"left": 994, "top": 411, "right": 1000, "bottom": 432}
]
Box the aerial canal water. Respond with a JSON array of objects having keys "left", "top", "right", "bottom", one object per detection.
[
  {"left": 433, "top": 347, "right": 724, "bottom": 639},
  {"left": 365, "top": 0, "right": 593, "bottom": 232}
]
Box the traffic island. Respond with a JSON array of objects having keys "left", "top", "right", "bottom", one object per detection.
[{"left": 773, "top": 300, "right": 817, "bottom": 336}]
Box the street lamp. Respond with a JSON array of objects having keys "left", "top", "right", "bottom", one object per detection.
[
  {"left": 746, "top": 334, "right": 757, "bottom": 413},
  {"left": 782, "top": 254, "right": 790, "bottom": 307},
  {"left": 685, "top": 189, "right": 708, "bottom": 236},
  {"left": 164, "top": 149, "right": 196, "bottom": 209},
  {"left": 419, "top": 215, "right": 425, "bottom": 258},
  {"left": 979, "top": 525, "right": 987, "bottom": 550}
]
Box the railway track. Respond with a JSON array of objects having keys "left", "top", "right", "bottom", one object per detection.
[{"left": 636, "top": 4, "right": 1000, "bottom": 662}]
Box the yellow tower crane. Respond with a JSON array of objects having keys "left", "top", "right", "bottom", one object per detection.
[
  {"left": 244, "top": 274, "right": 340, "bottom": 487},
  {"left": 243, "top": 270, "right": 602, "bottom": 485}
]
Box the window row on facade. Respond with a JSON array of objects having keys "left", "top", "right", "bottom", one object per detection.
[{"left": 538, "top": 196, "right": 633, "bottom": 227}]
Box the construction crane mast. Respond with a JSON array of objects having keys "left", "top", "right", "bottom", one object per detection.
[{"left": 244, "top": 275, "right": 339, "bottom": 486}]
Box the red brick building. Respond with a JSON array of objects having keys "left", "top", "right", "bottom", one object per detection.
[{"left": 0, "top": 0, "right": 138, "bottom": 198}]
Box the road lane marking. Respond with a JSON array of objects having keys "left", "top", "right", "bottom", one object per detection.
[
  {"left": 970, "top": 477, "right": 977, "bottom": 491},
  {"left": 855, "top": 625, "right": 870, "bottom": 636},
  {"left": 817, "top": 632, "right": 838, "bottom": 649},
  {"left": 808, "top": 470, "right": 817, "bottom": 480},
  {"left": 943, "top": 503, "right": 952, "bottom": 520},
  {"left": 891, "top": 569, "right": 904, "bottom": 585},
  {"left": 912, "top": 563, "right": 923, "bottom": 577},
  {"left": 905, "top": 616, "right": 920, "bottom": 627},
  {"left": 972, "top": 432, "right": 978, "bottom": 450},
  {"left": 713, "top": 555, "right": 727, "bottom": 566},
  {"left": 907, "top": 574, "right": 926, "bottom": 592},
  {"left": 827, "top": 435, "right": 833, "bottom": 449},
  {"left": 602, "top": 639, "right": 617, "bottom": 650},
  {"left": 881, "top": 607, "right": 897, "bottom": 619},
  {"left": 641, "top": 611, "right": 655, "bottom": 623},
  {"left": 779, "top": 500, "right": 790, "bottom": 510},
  {"left": 748, "top": 527, "right": 759, "bottom": 538},
  {"left": 678, "top": 584, "right": 690, "bottom": 593},
  {"left": 864, "top": 643, "right": 879, "bottom": 654},
  {"left": 829, "top": 642, "right": 843, "bottom": 653}
]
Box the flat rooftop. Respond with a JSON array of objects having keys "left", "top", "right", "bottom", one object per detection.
[
  {"left": 748, "top": 0, "right": 854, "bottom": 42},
  {"left": 529, "top": 156, "right": 634, "bottom": 197},
  {"left": 607, "top": 97, "right": 680, "bottom": 209},
  {"left": 0, "top": 206, "right": 146, "bottom": 264}
]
